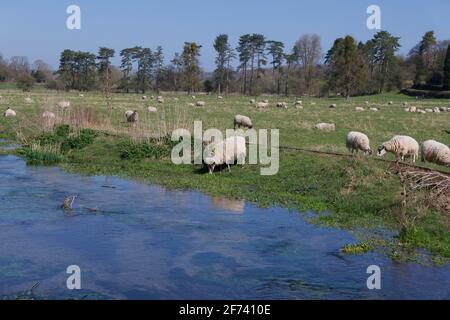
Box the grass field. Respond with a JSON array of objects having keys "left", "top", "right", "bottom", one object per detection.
[{"left": 1, "top": 87, "right": 450, "bottom": 262}]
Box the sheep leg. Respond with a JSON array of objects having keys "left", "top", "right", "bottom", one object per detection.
[{"left": 227, "top": 164, "right": 231, "bottom": 172}]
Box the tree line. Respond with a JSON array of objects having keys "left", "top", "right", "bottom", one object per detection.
[{"left": 1, "top": 30, "right": 449, "bottom": 96}]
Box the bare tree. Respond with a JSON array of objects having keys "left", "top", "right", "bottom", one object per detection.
[{"left": 294, "top": 34, "right": 322, "bottom": 94}]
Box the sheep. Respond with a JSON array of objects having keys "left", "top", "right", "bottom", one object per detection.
[
  {"left": 250, "top": 99, "right": 256, "bottom": 104},
  {"left": 57, "top": 101, "right": 71, "bottom": 109},
  {"left": 4, "top": 107, "right": 16, "bottom": 117},
  {"left": 425, "top": 108, "right": 433, "bottom": 113},
  {"left": 79, "top": 94, "right": 84, "bottom": 98},
  {"left": 147, "top": 106, "right": 158, "bottom": 113},
  {"left": 204, "top": 136, "right": 247, "bottom": 174},
  {"left": 142, "top": 95, "right": 148, "bottom": 100},
  {"left": 377, "top": 135, "right": 419, "bottom": 163},
  {"left": 263, "top": 99, "right": 269, "bottom": 104},
  {"left": 388, "top": 101, "right": 394, "bottom": 105},
  {"left": 276, "top": 102, "right": 288, "bottom": 109},
  {"left": 417, "top": 109, "right": 426, "bottom": 114},
  {"left": 422, "top": 140, "right": 450, "bottom": 166},
  {"left": 433, "top": 107, "right": 441, "bottom": 113},
  {"left": 439, "top": 107, "right": 448, "bottom": 112},
  {"left": 402, "top": 102, "right": 408, "bottom": 106},
  {"left": 256, "top": 102, "right": 269, "bottom": 108},
  {"left": 370, "top": 107, "right": 379, "bottom": 112},
  {"left": 25, "top": 97, "right": 33, "bottom": 104},
  {"left": 42, "top": 111, "right": 56, "bottom": 119},
  {"left": 346, "top": 131, "right": 372, "bottom": 156},
  {"left": 314, "top": 123, "right": 336, "bottom": 131},
  {"left": 124, "top": 110, "right": 139, "bottom": 123},
  {"left": 329, "top": 104, "right": 337, "bottom": 109},
  {"left": 405, "top": 106, "right": 417, "bottom": 113},
  {"left": 365, "top": 101, "right": 370, "bottom": 105},
  {"left": 196, "top": 101, "right": 206, "bottom": 107},
  {"left": 295, "top": 100, "right": 303, "bottom": 106},
  {"left": 355, "top": 107, "right": 365, "bottom": 112},
  {"left": 192, "top": 95, "right": 196, "bottom": 99},
  {"left": 218, "top": 96, "right": 223, "bottom": 100},
  {"left": 188, "top": 103, "right": 195, "bottom": 107},
  {"left": 157, "top": 96, "right": 164, "bottom": 103},
  {"left": 234, "top": 115, "right": 253, "bottom": 129}
]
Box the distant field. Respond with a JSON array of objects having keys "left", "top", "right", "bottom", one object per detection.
[{"left": 1, "top": 88, "right": 450, "bottom": 261}]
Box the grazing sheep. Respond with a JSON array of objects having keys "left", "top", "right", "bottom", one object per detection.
[
  {"left": 364, "top": 101, "right": 369, "bottom": 105},
  {"left": 157, "top": 96, "right": 164, "bottom": 103},
  {"left": 218, "top": 96, "right": 223, "bottom": 99},
  {"left": 314, "top": 123, "right": 336, "bottom": 131},
  {"left": 388, "top": 101, "right": 394, "bottom": 105},
  {"left": 422, "top": 140, "right": 450, "bottom": 166},
  {"left": 25, "top": 97, "right": 33, "bottom": 104},
  {"left": 370, "top": 107, "right": 379, "bottom": 112},
  {"left": 329, "top": 104, "right": 337, "bottom": 109},
  {"left": 405, "top": 106, "right": 417, "bottom": 113},
  {"left": 377, "top": 135, "right": 419, "bottom": 163},
  {"left": 346, "top": 131, "right": 372, "bottom": 156},
  {"left": 295, "top": 100, "right": 303, "bottom": 106},
  {"left": 196, "top": 101, "right": 206, "bottom": 107},
  {"left": 142, "top": 96, "right": 148, "bottom": 100},
  {"left": 433, "top": 107, "right": 441, "bottom": 113},
  {"left": 204, "top": 136, "right": 247, "bottom": 174},
  {"left": 188, "top": 103, "right": 195, "bottom": 107},
  {"left": 124, "top": 110, "right": 139, "bottom": 123},
  {"left": 234, "top": 115, "right": 253, "bottom": 129},
  {"left": 355, "top": 107, "right": 365, "bottom": 111},
  {"left": 42, "top": 111, "right": 56, "bottom": 119},
  {"left": 425, "top": 108, "right": 433, "bottom": 113},
  {"left": 276, "top": 102, "right": 288, "bottom": 109},
  {"left": 192, "top": 95, "right": 196, "bottom": 99},
  {"left": 79, "top": 94, "right": 84, "bottom": 98},
  {"left": 256, "top": 102, "right": 269, "bottom": 108},
  {"left": 147, "top": 106, "right": 158, "bottom": 113},
  {"left": 417, "top": 109, "right": 426, "bottom": 114},
  {"left": 4, "top": 107, "right": 16, "bottom": 117},
  {"left": 250, "top": 99, "right": 256, "bottom": 104},
  {"left": 57, "top": 101, "right": 71, "bottom": 109},
  {"left": 439, "top": 107, "right": 448, "bottom": 112}
]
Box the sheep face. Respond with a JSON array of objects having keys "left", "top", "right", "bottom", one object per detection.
[
  {"left": 377, "top": 146, "right": 387, "bottom": 157},
  {"left": 204, "top": 157, "right": 216, "bottom": 174},
  {"left": 366, "top": 149, "right": 373, "bottom": 156}
]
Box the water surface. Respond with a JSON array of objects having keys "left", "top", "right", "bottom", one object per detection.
[{"left": 1, "top": 152, "right": 450, "bottom": 299}]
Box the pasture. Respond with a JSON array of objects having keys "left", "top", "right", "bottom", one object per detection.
[{"left": 1, "top": 87, "right": 450, "bottom": 260}]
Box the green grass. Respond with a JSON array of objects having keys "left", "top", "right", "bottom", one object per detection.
[{"left": 1, "top": 88, "right": 450, "bottom": 262}]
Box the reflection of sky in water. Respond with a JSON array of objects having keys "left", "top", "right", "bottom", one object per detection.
[{"left": 1, "top": 154, "right": 450, "bottom": 299}]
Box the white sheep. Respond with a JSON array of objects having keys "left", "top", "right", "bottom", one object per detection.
[
  {"left": 79, "top": 94, "right": 84, "bottom": 98},
  {"left": 124, "top": 110, "right": 139, "bottom": 123},
  {"left": 192, "top": 95, "right": 196, "bottom": 99},
  {"left": 196, "top": 101, "right": 206, "bottom": 107},
  {"left": 314, "top": 123, "right": 336, "bottom": 131},
  {"left": 42, "top": 111, "right": 56, "bottom": 119},
  {"left": 346, "top": 131, "right": 372, "bottom": 156},
  {"left": 422, "top": 140, "right": 450, "bottom": 166},
  {"left": 370, "top": 107, "right": 379, "bottom": 112},
  {"left": 425, "top": 108, "right": 433, "bottom": 113},
  {"left": 147, "top": 106, "right": 158, "bottom": 113},
  {"left": 57, "top": 101, "right": 71, "bottom": 109},
  {"left": 276, "top": 102, "right": 288, "bottom": 109},
  {"left": 388, "top": 101, "right": 394, "bottom": 105},
  {"left": 433, "top": 107, "right": 441, "bottom": 113},
  {"left": 188, "top": 103, "right": 195, "bottom": 107},
  {"left": 234, "top": 115, "right": 253, "bottom": 129},
  {"left": 204, "top": 136, "right": 247, "bottom": 174},
  {"left": 329, "top": 104, "right": 337, "bottom": 109},
  {"left": 377, "top": 135, "right": 419, "bottom": 163},
  {"left": 157, "top": 96, "right": 164, "bottom": 103},
  {"left": 25, "top": 97, "right": 33, "bottom": 104},
  {"left": 4, "top": 107, "right": 16, "bottom": 117},
  {"left": 355, "top": 107, "right": 365, "bottom": 112},
  {"left": 417, "top": 109, "right": 426, "bottom": 114},
  {"left": 250, "top": 99, "right": 256, "bottom": 104},
  {"left": 295, "top": 100, "right": 303, "bottom": 106},
  {"left": 142, "top": 95, "right": 148, "bottom": 100},
  {"left": 256, "top": 102, "right": 269, "bottom": 108},
  {"left": 218, "top": 96, "right": 223, "bottom": 100}
]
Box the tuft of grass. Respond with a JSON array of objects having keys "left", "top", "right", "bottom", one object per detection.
[{"left": 119, "top": 136, "right": 178, "bottom": 160}]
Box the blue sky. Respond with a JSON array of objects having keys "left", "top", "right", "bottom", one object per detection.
[{"left": 0, "top": 0, "right": 449, "bottom": 71}]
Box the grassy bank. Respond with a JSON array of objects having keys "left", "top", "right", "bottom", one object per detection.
[{"left": 1, "top": 89, "right": 450, "bottom": 262}]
